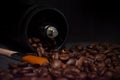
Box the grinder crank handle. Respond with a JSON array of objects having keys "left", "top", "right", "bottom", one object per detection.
[{"left": 0, "top": 48, "right": 49, "bottom": 65}]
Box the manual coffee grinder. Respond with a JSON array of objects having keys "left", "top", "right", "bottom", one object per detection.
[{"left": 0, "top": 5, "right": 68, "bottom": 53}]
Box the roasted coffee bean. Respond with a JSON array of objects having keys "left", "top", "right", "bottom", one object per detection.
[
  {"left": 33, "top": 68, "right": 42, "bottom": 76},
  {"left": 50, "top": 68, "right": 62, "bottom": 77},
  {"left": 37, "top": 43, "right": 43, "bottom": 47},
  {"left": 80, "top": 49, "right": 87, "bottom": 54},
  {"left": 56, "top": 77, "right": 68, "bottom": 80},
  {"left": 32, "top": 37, "right": 40, "bottom": 43},
  {"left": 75, "top": 44, "right": 83, "bottom": 52},
  {"left": 87, "top": 43, "right": 96, "bottom": 49},
  {"left": 86, "top": 49, "right": 98, "bottom": 55},
  {"left": 90, "top": 63, "right": 98, "bottom": 72},
  {"left": 65, "top": 73, "right": 75, "bottom": 79},
  {"left": 118, "top": 54, "right": 120, "bottom": 58},
  {"left": 16, "top": 76, "right": 31, "bottom": 80},
  {"left": 66, "top": 58, "right": 76, "bottom": 65},
  {"left": 37, "top": 47, "right": 45, "bottom": 56},
  {"left": 31, "top": 43, "right": 38, "bottom": 48},
  {"left": 105, "top": 58, "right": 111, "bottom": 64},
  {"left": 69, "top": 51, "right": 80, "bottom": 58},
  {"left": 96, "top": 62, "right": 106, "bottom": 73},
  {"left": 95, "top": 54, "right": 106, "bottom": 61},
  {"left": 51, "top": 60, "right": 63, "bottom": 69},
  {"left": 41, "top": 72, "right": 49, "bottom": 78},
  {"left": 59, "top": 53, "right": 70, "bottom": 61},
  {"left": 88, "top": 72, "right": 98, "bottom": 80},
  {"left": 104, "top": 49, "right": 111, "bottom": 54},
  {"left": 106, "top": 52, "right": 114, "bottom": 57},
  {"left": 115, "top": 66, "right": 120, "bottom": 73},
  {"left": 76, "top": 44, "right": 83, "bottom": 50},
  {"left": 96, "top": 45, "right": 105, "bottom": 52},
  {"left": 68, "top": 52, "right": 75, "bottom": 58},
  {"left": 83, "top": 60, "right": 92, "bottom": 72},
  {"left": 24, "top": 73, "right": 37, "bottom": 77},
  {"left": 71, "top": 67, "right": 80, "bottom": 74},
  {"left": 51, "top": 51, "right": 59, "bottom": 60},
  {"left": 79, "top": 72, "right": 87, "bottom": 80},
  {"left": 63, "top": 66, "right": 80, "bottom": 78},
  {"left": 98, "top": 77, "right": 108, "bottom": 80},
  {"left": 61, "top": 63, "right": 67, "bottom": 69},
  {"left": 99, "top": 68, "right": 106, "bottom": 76},
  {"left": 40, "top": 75, "right": 52, "bottom": 80},
  {"left": 65, "top": 66, "right": 80, "bottom": 74},
  {"left": 104, "top": 71, "right": 113, "bottom": 79},
  {"left": 22, "top": 67, "right": 33, "bottom": 74},
  {"left": 85, "top": 52, "right": 94, "bottom": 59},
  {"left": 85, "top": 58, "right": 94, "bottom": 64},
  {"left": 75, "top": 56, "right": 85, "bottom": 68},
  {"left": 113, "top": 61, "right": 119, "bottom": 66},
  {"left": 111, "top": 55, "right": 117, "bottom": 60}
]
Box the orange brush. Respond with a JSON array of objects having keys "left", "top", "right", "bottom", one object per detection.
[{"left": 0, "top": 48, "right": 49, "bottom": 65}]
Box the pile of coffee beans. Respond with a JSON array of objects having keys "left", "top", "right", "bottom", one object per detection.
[
  {"left": 0, "top": 42, "right": 120, "bottom": 80},
  {"left": 29, "top": 37, "right": 56, "bottom": 55}
]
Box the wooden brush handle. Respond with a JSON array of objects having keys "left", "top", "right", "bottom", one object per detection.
[
  {"left": 0, "top": 48, "right": 49, "bottom": 65},
  {"left": 0, "top": 48, "right": 18, "bottom": 57}
]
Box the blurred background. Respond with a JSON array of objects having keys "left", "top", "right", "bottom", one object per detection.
[{"left": 0, "top": 0, "right": 120, "bottom": 43}]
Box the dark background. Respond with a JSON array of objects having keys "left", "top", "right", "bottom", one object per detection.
[
  {"left": 0, "top": 0, "right": 120, "bottom": 43},
  {"left": 47, "top": 0, "right": 120, "bottom": 43}
]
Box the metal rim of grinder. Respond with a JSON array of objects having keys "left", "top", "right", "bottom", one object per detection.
[{"left": 18, "top": 5, "right": 69, "bottom": 52}]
